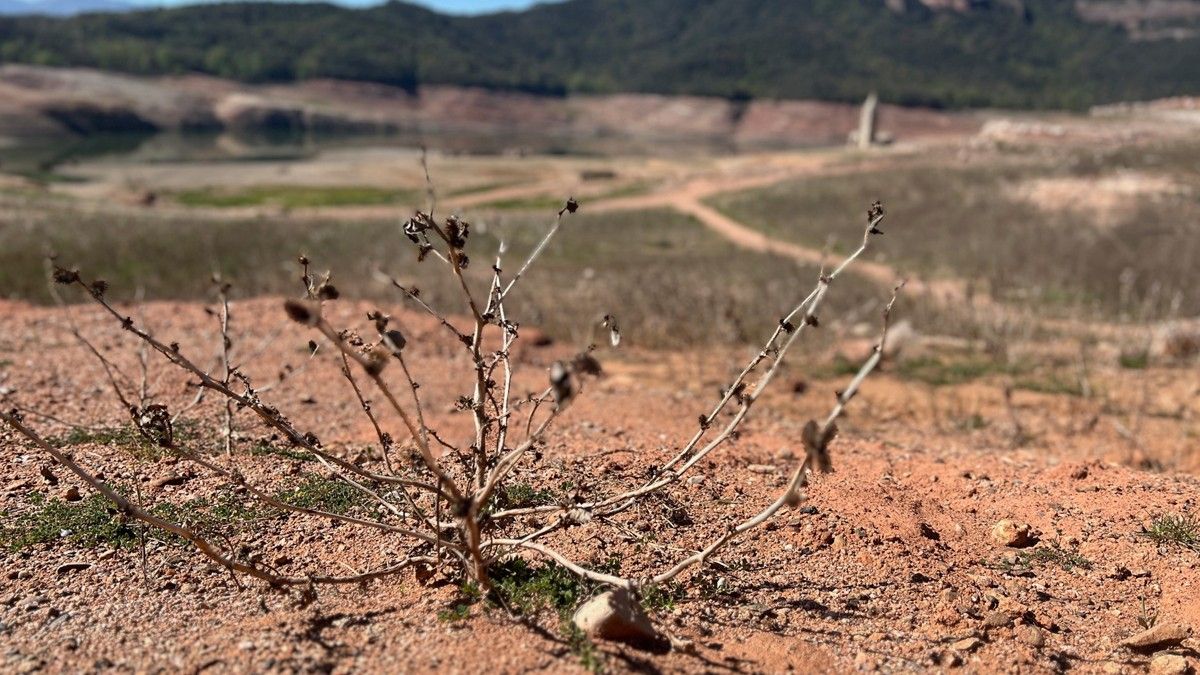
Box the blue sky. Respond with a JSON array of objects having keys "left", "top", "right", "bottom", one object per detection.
[{"left": 411, "top": 0, "right": 544, "bottom": 12}]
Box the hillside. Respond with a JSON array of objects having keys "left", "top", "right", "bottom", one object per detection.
[{"left": 1, "top": 0, "right": 1200, "bottom": 109}]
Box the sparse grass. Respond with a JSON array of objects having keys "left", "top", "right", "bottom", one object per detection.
[
  {"left": 173, "top": 185, "right": 417, "bottom": 209},
  {"left": 1140, "top": 513, "right": 1200, "bottom": 552},
  {"left": 445, "top": 180, "right": 524, "bottom": 197},
  {"left": 489, "top": 557, "right": 618, "bottom": 618},
  {"left": 987, "top": 544, "right": 1093, "bottom": 573},
  {"left": 496, "top": 483, "right": 556, "bottom": 510},
  {"left": 710, "top": 156, "right": 1200, "bottom": 318},
  {"left": 0, "top": 489, "right": 267, "bottom": 551},
  {"left": 486, "top": 558, "right": 620, "bottom": 673},
  {"left": 641, "top": 583, "right": 685, "bottom": 612},
  {"left": 249, "top": 441, "right": 317, "bottom": 463},
  {"left": 563, "top": 622, "right": 606, "bottom": 674},
  {"left": 953, "top": 413, "right": 988, "bottom": 432},
  {"left": 147, "top": 492, "right": 267, "bottom": 544},
  {"left": 274, "top": 474, "right": 369, "bottom": 514},
  {"left": 0, "top": 203, "right": 879, "bottom": 347},
  {"left": 895, "top": 355, "right": 1013, "bottom": 387},
  {"left": 1118, "top": 349, "right": 1151, "bottom": 370},
  {"left": 48, "top": 422, "right": 198, "bottom": 460},
  {"left": 1013, "top": 372, "right": 1088, "bottom": 398},
  {"left": 1, "top": 492, "right": 136, "bottom": 551},
  {"left": 477, "top": 194, "right": 571, "bottom": 211}
]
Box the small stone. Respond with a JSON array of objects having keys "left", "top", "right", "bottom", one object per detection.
[
  {"left": 1016, "top": 625, "right": 1045, "bottom": 648},
  {"left": 983, "top": 611, "right": 1017, "bottom": 629},
  {"left": 991, "top": 520, "right": 1036, "bottom": 548},
  {"left": 61, "top": 486, "right": 81, "bottom": 502},
  {"left": 854, "top": 650, "right": 877, "bottom": 669},
  {"left": 5, "top": 479, "right": 32, "bottom": 493},
  {"left": 150, "top": 474, "right": 189, "bottom": 490},
  {"left": 1120, "top": 623, "right": 1193, "bottom": 652},
  {"left": 55, "top": 562, "right": 92, "bottom": 575},
  {"left": 39, "top": 465, "right": 59, "bottom": 486},
  {"left": 746, "top": 464, "right": 777, "bottom": 474},
  {"left": 951, "top": 637, "right": 983, "bottom": 652},
  {"left": 572, "top": 588, "right": 663, "bottom": 649},
  {"left": 686, "top": 475, "right": 705, "bottom": 486},
  {"left": 1149, "top": 654, "right": 1190, "bottom": 675}
]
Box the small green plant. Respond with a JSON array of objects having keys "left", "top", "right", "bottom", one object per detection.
[
  {"left": 148, "top": 492, "right": 267, "bottom": 543},
  {"left": 987, "top": 544, "right": 1092, "bottom": 573},
  {"left": 274, "top": 474, "right": 369, "bottom": 514},
  {"left": 641, "top": 583, "right": 685, "bottom": 612},
  {"left": 562, "top": 621, "right": 606, "bottom": 674},
  {"left": 489, "top": 558, "right": 616, "bottom": 618},
  {"left": 174, "top": 185, "right": 414, "bottom": 209},
  {"left": 1140, "top": 513, "right": 1200, "bottom": 552},
  {"left": 0, "top": 489, "right": 268, "bottom": 552},
  {"left": 249, "top": 441, "right": 316, "bottom": 463},
  {"left": 896, "top": 355, "right": 1007, "bottom": 387},
  {"left": 498, "top": 483, "right": 556, "bottom": 510},
  {"left": 1, "top": 492, "right": 137, "bottom": 551},
  {"left": 48, "top": 421, "right": 198, "bottom": 460},
  {"left": 438, "top": 602, "right": 472, "bottom": 623},
  {"left": 1118, "top": 349, "right": 1150, "bottom": 370},
  {"left": 1013, "top": 373, "right": 1087, "bottom": 397},
  {"left": 954, "top": 413, "right": 989, "bottom": 431}
]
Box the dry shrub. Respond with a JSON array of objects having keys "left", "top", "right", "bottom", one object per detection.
[{"left": 1, "top": 195, "right": 902, "bottom": 640}]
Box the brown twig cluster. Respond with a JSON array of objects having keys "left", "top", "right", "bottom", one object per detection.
[{"left": 1, "top": 196, "right": 901, "bottom": 607}]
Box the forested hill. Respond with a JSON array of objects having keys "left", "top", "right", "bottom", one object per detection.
[{"left": 2, "top": 0, "right": 1200, "bottom": 110}]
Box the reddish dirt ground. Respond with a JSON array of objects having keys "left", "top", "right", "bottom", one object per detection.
[{"left": 1, "top": 298, "right": 1198, "bottom": 673}]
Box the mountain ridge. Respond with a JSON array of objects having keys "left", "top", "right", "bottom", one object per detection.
[{"left": 1, "top": 0, "right": 1199, "bottom": 109}]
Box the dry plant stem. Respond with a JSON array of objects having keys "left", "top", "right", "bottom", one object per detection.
[
  {"left": 387, "top": 278, "right": 472, "bottom": 346},
  {"left": 651, "top": 281, "right": 904, "bottom": 586},
  {"left": 313, "top": 319, "right": 461, "bottom": 502},
  {"left": 484, "top": 539, "right": 634, "bottom": 589},
  {"left": 0, "top": 410, "right": 441, "bottom": 587},
  {"left": 68, "top": 279, "right": 439, "bottom": 495},
  {"left": 339, "top": 352, "right": 396, "bottom": 475},
  {"left": 52, "top": 314, "right": 445, "bottom": 547},
  {"left": 497, "top": 206, "right": 569, "bottom": 304},
  {"left": 489, "top": 214, "right": 886, "bottom": 522},
  {"left": 217, "top": 281, "right": 235, "bottom": 455},
  {"left": 310, "top": 317, "right": 493, "bottom": 587}
]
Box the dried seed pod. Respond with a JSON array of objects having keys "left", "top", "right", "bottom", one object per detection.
[
  {"left": 382, "top": 329, "right": 406, "bottom": 355},
  {"left": 867, "top": 200, "right": 884, "bottom": 223},
  {"left": 801, "top": 420, "right": 837, "bottom": 473},
  {"left": 603, "top": 314, "right": 621, "bottom": 347},
  {"left": 564, "top": 197, "right": 579, "bottom": 213},
  {"left": 52, "top": 267, "right": 80, "bottom": 285},
  {"left": 550, "top": 361, "right": 573, "bottom": 405},
  {"left": 317, "top": 284, "right": 340, "bottom": 301},
  {"left": 362, "top": 344, "right": 390, "bottom": 376},
  {"left": 572, "top": 353, "right": 602, "bottom": 376},
  {"left": 283, "top": 299, "right": 321, "bottom": 327}
]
